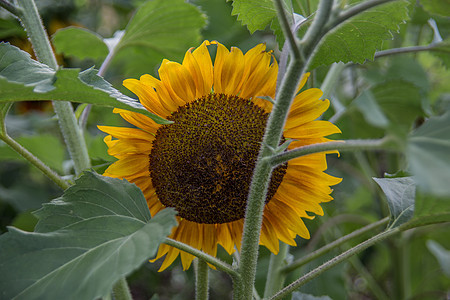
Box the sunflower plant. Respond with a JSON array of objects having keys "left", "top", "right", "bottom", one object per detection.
[{"left": 0, "top": 0, "right": 449, "bottom": 299}]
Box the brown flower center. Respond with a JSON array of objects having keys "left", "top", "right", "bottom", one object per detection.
[{"left": 149, "top": 93, "right": 287, "bottom": 224}]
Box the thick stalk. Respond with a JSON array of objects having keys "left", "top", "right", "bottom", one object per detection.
[
  {"left": 263, "top": 243, "right": 290, "bottom": 298},
  {"left": 0, "top": 133, "right": 69, "bottom": 190},
  {"left": 238, "top": 1, "right": 335, "bottom": 299},
  {"left": 112, "top": 278, "right": 133, "bottom": 300},
  {"left": 238, "top": 58, "right": 303, "bottom": 300},
  {"left": 195, "top": 259, "right": 210, "bottom": 300},
  {"left": 16, "top": 0, "right": 90, "bottom": 176}
]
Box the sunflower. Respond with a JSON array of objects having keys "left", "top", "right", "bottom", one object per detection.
[{"left": 98, "top": 41, "right": 341, "bottom": 271}]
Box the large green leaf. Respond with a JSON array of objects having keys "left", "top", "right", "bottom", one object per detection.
[
  {"left": 309, "top": 0, "right": 410, "bottom": 69},
  {"left": 0, "top": 172, "right": 177, "bottom": 300},
  {"left": 112, "top": 0, "right": 206, "bottom": 78},
  {"left": 0, "top": 43, "right": 169, "bottom": 124},
  {"left": 373, "top": 177, "right": 415, "bottom": 228},
  {"left": 231, "top": 0, "right": 278, "bottom": 33},
  {"left": 230, "top": 0, "right": 293, "bottom": 46},
  {"left": 52, "top": 27, "right": 109, "bottom": 60},
  {"left": 407, "top": 112, "right": 450, "bottom": 196}
]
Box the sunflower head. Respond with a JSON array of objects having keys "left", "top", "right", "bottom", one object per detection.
[{"left": 99, "top": 41, "right": 341, "bottom": 271}]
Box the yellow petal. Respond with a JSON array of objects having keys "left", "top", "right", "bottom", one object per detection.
[
  {"left": 159, "top": 60, "right": 196, "bottom": 104},
  {"left": 263, "top": 209, "right": 297, "bottom": 246},
  {"left": 104, "top": 155, "right": 149, "bottom": 178},
  {"left": 98, "top": 126, "right": 154, "bottom": 141},
  {"left": 185, "top": 40, "right": 213, "bottom": 97},
  {"left": 284, "top": 120, "right": 341, "bottom": 139},
  {"left": 260, "top": 217, "right": 280, "bottom": 254},
  {"left": 217, "top": 223, "right": 235, "bottom": 254},
  {"left": 114, "top": 109, "right": 159, "bottom": 135},
  {"left": 267, "top": 199, "right": 310, "bottom": 238},
  {"left": 123, "top": 78, "right": 170, "bottom": 117}
]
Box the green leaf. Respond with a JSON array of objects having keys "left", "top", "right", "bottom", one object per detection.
[
  {"left": 309, "top": 0, "right": 410, "bottom": 69},
  {"left": 406, "top": 112, "right": 450, "bottom": 196},
  {"left": 0, "top": 43, "right": 170, "bottom": 124},
  {"left": 0, "top": 171, "right": 177, "bottom": 300},
  {"left": 230, "top": 0, "right": 293, "bottom": 46},
  {"left": 52, "top": 27, "right": 109, "bottom": 60},
  {"left": 230, "top": 0, "right": 277, "bottom": 33},
  {"left": 0, "top": 42, "right": 55, "bottom": 93},
  {"left": 426, "top": 240, "right": 450, "bottom": 276},
  {"left": 291, "top": 291, "right": 332, "bottom": 300},
  {"left": 419, "top": 0, "right": 450, "bottom": 17},
  {"left": 373, "top": 177, "right": 415, "bottom": 228},
  {"left": 113, "top": 0, "right": 206, "bottom": 78},
  {"left": 353, "top": 90, "right": 389, "bottom": 128}
]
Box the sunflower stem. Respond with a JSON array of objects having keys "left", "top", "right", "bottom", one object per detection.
[
  {"left": 282, "top": 217, "right": 389, "bottom": 274},
  {"left": 16, "top": 0, "right": 91, "bottom": 176},
  {"left": 238, "top": 59, "right": 303, "bottom": 300},
  {"left": 164, "top": 238, "right": 238, "bottom": 278},
  {"left": 0, "top": 133, "right": 70, "bottom": 190},
  {"left": 270, "top": 137, "right": 394, "bottom": 167},
  {"left": 195, "top": 259, "right": 210, "bottom": 300},
  {"left": 112, "top": 278, "right": 133, "bottom": 300},
  {"left": 238, "top": 0, "right": 336, "bottom": 298},
  {"left": 263, "top": 242, "right": 290, "bottom": 298}
]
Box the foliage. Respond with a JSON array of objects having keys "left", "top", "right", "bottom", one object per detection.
[
  {"left": 0, "top": 43, "right": 169, "bottom": 124},
  {"left": 373, "top": 176, "right": 415, "bottom": 228},
  {"left": 0, "top": 172, "right": 177, "bottom": 300}
]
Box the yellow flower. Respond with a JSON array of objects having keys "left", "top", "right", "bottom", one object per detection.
[{"left": 99, "top": 41, "right": 341, "bottom": 271}]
